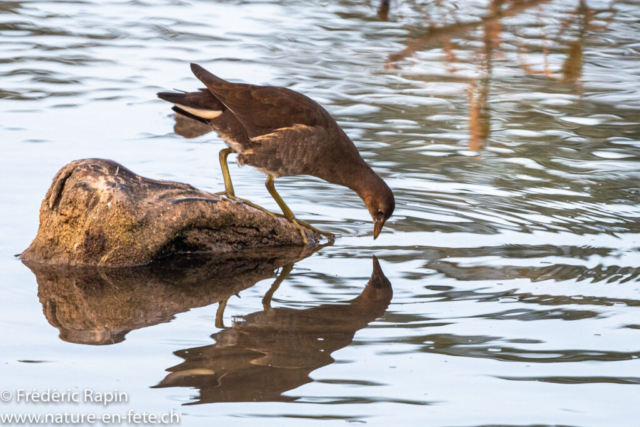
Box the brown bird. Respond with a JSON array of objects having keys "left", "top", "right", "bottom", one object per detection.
[{"left": 158, "top": 64, "right": 395, "bottom": 241}]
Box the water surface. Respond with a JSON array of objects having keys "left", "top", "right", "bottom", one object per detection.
[{"left": 1, "top": 0, "right": 639, "bottom": 425}]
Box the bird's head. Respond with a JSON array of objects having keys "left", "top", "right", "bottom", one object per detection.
[
  {"left": 355, "top": 256, "right": 393, "bottom": 304},
  {"left": 363, "top": 179, "right": 395, "bottom": 240}
]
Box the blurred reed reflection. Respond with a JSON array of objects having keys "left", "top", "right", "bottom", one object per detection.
[
  {"left": 153, "top": 256, "right": 393, "bottom": 404},
  {"left": 378, "top": 0, "right": 390, "bottom": 20},
  {"left": 25, "top": 246, "right": 322, "bottom": 345},
  {"left": 386, "top": 0, "right": 618, "bottom": 150}
]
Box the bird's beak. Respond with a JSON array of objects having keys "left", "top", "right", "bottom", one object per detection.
[{"left": 373, "top": 220, "right": 384, "bottom": 240}]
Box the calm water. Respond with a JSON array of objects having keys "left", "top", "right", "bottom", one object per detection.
[{"left": 1, "top": 0, "right": 640, "bottom": 425}]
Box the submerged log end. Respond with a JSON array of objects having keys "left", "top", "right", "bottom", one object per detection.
[{"left": 21, "top": 159, "right": 323, "bottom": 267}]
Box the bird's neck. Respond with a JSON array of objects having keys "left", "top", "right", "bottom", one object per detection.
[
  {"left": 344, "top": 163, "right": 387, "bottom": 206},
  {"left": 312, "top": 129, "right": 389, "bottom": 204}
]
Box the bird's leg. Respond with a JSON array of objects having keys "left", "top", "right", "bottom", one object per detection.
[
  {"left": 262, "top": 263, "right": 294, "bottom": 310},
  {"left": 265, "top": 176, "right": 334, "bottom": 241},
  {"left": 215, "top": 298, "right": 228, "bottom": 329},
  {"left": 214, "top": 147, "right": 279, "bottom": 218},
  {"left": 218, "top": 147, "right": 235, "bottom": 197},
  {"left": 265, "top": 175, "right": 309, "bottom": 244}
]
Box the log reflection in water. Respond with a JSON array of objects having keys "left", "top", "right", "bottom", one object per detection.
[{"left": 26, "top": 246, "right": 321, "bottom": 345}]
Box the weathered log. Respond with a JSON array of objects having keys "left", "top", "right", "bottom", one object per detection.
[{"left": 21, "top": 159, "right": 322, "bottom": 266}]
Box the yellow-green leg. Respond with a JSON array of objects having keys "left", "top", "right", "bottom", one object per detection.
[
  {"left": 217, "top": 150, "right": 333, "bottom": 240},
  {"left": 265, "top": 175, "right": 309, "bottom": 244},
  {"left": 262, "top": 263, "right": 293, "bottom": 310},
  {"left": 215, "top": 148, "right": 278, "bottom": 219},
  {"left": 215, "top": 298, "right": 228, "bottom": 329},
  {"left": 219, "top": 147, "right": 235, "bottom": 196},
  {"left": 265, "top": 176, "right": 334, "bottom": 242}
]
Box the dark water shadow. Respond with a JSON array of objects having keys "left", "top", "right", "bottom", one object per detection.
[
  {"left": 497, "top": 375, "right": 640, "bottom": 385},
  {"left": 172, "top": 112, "right": 213, "bottom": 139},
  {"left": 24, "top": 246, "right": 323, "bottom": 345},
  {"left": 152, "top": 256, "right": 393, "bottom": 404}
]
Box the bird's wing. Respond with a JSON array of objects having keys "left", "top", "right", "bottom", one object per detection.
[
  {"left": 190, "top": 63, "right": 330, "bottom": 139},
  {"left": 238, "top": 124, "right": 330, "bottom": 177}
]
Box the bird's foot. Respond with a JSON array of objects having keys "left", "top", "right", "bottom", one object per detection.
[
  {"left": 286, "top": 217, "right": 335, "bottom": 244},
  {"left": 292, "top": 219, "right": 335, "bottom": 240},
  {"left": 235, "top": 198, "right": 281, "bottom": 219},
  {"left": 215, "top": 192, "right": 281, "bottom": 219},
  {"left": 290, "top": 218, "right": 309, "bottom": 245},
  {"left": 215, "top": 191, "right": 333, "bottom": 243}
]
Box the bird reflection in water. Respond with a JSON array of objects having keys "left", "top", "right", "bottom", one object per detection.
[{"left": 153, "top": 256, "right": 393, "bottom": 404}]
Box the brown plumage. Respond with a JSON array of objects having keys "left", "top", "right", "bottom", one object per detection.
[{"left": 158, "top": 63, "right": 394, "bottom": 240}]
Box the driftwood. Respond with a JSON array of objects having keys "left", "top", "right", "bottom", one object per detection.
[{"left": 20, "top": 159, "right": 321, "bottom": 267}]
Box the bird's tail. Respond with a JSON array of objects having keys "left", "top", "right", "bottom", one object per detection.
[
  {"left": 157, "top": 89, "right": 225, "bottom": 124},
  {"left": 190, "top": 63, "right": 228, "bottom": 88}
]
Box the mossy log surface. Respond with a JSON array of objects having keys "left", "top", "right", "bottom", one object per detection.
[{"left": 21, "top": 159, "right": 321, "bottom": 266}]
